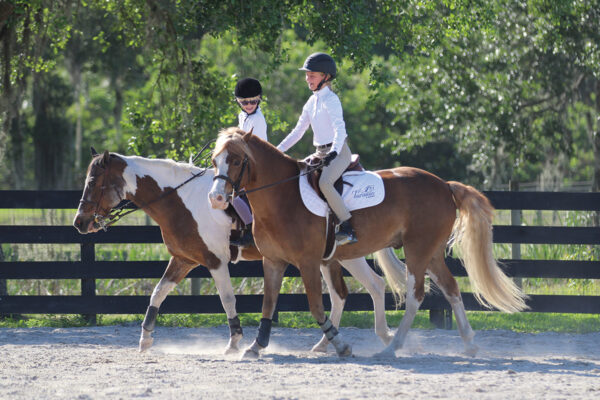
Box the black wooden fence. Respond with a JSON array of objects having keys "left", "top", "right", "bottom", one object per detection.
[{"left": 1, "top": 190, "right": 599, "bottom": 328}]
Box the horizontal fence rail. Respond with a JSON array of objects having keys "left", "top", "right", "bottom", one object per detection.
[{"left": 1, "top": 190, "right": 599, "bottom": 328}]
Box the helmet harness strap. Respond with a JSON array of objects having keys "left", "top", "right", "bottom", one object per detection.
[{"left": 315, "top": 74, "right": 331, "bottom": 91}]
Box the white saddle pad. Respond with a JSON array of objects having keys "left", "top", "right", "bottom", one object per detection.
[{"left": 299, "top": 170, "right": 385, "bottom": 217}]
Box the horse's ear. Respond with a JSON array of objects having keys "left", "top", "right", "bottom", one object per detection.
[
  {"left": 91, "top": 146, "right": 98, "bottom": 156},
  {"left": 102, "top": 150, "right": 110, "bottom": 166},
  {"left": 243, "top": 128, "right": 253, "bottom": 142}
]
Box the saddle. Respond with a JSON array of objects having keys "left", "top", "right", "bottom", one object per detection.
[{"left": 305, "top": 154, "right": 364, "bottom": 201}]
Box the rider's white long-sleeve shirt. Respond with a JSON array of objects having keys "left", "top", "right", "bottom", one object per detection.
[
  {"left": 277, "top": 86, "right": 347, "bottom": 155},
  {"left": 238, "top": 106, "right": 268, "bottom": 141}
]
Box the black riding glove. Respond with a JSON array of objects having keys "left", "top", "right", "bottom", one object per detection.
[{"left": 323, "top": 151, "right": 338, "bottom": 167}]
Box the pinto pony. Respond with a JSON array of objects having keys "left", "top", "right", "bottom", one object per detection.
[
  {"left": 72, "top": 149, "right": 391, "bottom": 354},
  {"left": 208, "top": 128, "right": 528, "bottom": 359}
]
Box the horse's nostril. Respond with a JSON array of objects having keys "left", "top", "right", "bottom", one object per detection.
[{"left": 216, "top": 194, "right": 223, "bottom": 202}]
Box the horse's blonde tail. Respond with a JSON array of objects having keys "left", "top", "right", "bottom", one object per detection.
[
  {"left": 374, "top": 247, "right": 407, "bottom": 306},
  {"left": 448, "top": 182, "right": 528, "bottom": 313}
]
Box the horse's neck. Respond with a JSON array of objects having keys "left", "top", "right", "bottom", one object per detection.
[
  {"left": 249, "top": 141, "right": 298, "bottom": 187},
  {"left": 120, "top": 155, "right": 209, "bottom": 211},
  {"left": 247, "top": 141, "right": 303, "bottom": 218}
]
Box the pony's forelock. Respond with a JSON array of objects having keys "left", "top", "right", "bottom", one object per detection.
[{"left": 214, "top": 127, "right": 255, "bottom": 164}]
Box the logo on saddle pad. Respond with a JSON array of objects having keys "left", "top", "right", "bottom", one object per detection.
[
  {"left": 300, "top": 171, "right": 385, "bottom": 217},
  {"left": 352, "top": 184, "right": 376, "bottom": 199}
]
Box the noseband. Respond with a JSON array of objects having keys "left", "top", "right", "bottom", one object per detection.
[{"left": 213, "top": 155, "right": 249, "bottom": 199}]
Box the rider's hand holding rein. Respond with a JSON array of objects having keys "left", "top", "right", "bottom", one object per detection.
[
  {"left": 323, "top": 151, "right": 337, "bottom": 167},
  {"left": 276, "top": 52, "right": 357, "bottom": 245}
]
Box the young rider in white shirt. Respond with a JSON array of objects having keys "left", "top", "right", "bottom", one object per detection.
[
  {"left": 231, "top": 77, "right": 268, "bottom": 247},
  {"left": 277, "top": 53, "right": 357, "bottom": 245},
  {"left": 235, "top": 78, "right": 267, "bottom": 141}
]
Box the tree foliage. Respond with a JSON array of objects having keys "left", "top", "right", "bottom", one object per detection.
[{"left": 0, "top": 0, "right": 598, "bottom": 191}]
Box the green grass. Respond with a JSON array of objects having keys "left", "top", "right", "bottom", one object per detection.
[{"left": 2, "top": 311, "right": 598, "bottom": 334}]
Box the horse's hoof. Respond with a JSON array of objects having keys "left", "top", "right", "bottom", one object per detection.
[
  {"left": 373, "top": 346, "right": 396, "bottom": 359},
  {"left": 464, "top": 344, "right": 479, "bottom": 357},
  {"left": 139, "top": 337, "right": 154, "bottom": 353},
  {"left": 336, "top": 343, "right": 352, "bottom": 357},
  {"left": 380, "top": 331, "right": 394, "bottom": 346},
  {"left": 311, "top": 340, "right": 329, "bottom": 353},
  {"left": 241, "top": 347, "right": 260, "bottom": 360},
  {"left": 224, "top": 334, "right": 242, "bottom": 355}
]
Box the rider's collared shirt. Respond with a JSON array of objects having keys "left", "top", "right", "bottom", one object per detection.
[
  {"left": 277, "top": 86, "right": 347, "bottom": 155},
  {"left": 238, "top": 106, "right": 268, "bottom": 141}
]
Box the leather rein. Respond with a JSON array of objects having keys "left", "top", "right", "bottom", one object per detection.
[{"left": 213, "top": 155, "right": 324, "bottom": 200}]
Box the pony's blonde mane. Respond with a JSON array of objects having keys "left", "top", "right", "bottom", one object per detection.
[{"left": 214, "top": 127, "right": 256, "bottom": 164}]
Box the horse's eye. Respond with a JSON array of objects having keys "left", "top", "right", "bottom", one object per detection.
[{"left": 232, "top": 159, "right": 241, "bottom": 166}]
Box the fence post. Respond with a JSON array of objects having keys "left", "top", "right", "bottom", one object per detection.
[
  {"left": 191, "top": 278, "right": 201, "bottom": 295},
  {"left": 0, "top": 245, "right": 8, "bottom": 319},
  {"left": 509, "top": 180, "right": 522, "bottom": 289},
  {"left": 429, "top": 308, "right": 452, "bottom": 329},
  {"left": 429, "top": 277, "right": 452, "bottom": 329},
  {"left": 81, "top": 243, "right": 97, "bottom": 324}
]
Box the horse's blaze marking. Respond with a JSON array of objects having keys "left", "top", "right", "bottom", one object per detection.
[{"left": 211, "top": 150, "right": 230, "bottom": 201}]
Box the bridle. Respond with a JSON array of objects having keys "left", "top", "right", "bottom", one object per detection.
[
  {"left": 212, "top": 155, "right": 250, "bottom": 200},
  {"left": 78, "top": 157, "right": 122, "bottom": 231}
]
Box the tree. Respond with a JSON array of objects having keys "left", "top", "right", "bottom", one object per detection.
[
  {"left": 2, "top": 0, "right": 597, "bottom": 192},
  {"left": 0, "top": 0, "right": 75, "bottom": 188},
  {"left": 375, "top": 0, "right": 600, "bottom": 189}
]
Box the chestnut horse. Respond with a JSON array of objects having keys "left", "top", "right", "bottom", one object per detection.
[
  {"left": 208, "top": 128, "right": 528, "bottom": 359},
  {"left": 72, "top": 149, "right": 392, "bottom": 354}
]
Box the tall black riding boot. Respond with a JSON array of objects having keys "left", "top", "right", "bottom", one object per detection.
[{"left": 230, "top": 224, "right": 254, "bottom": 248}]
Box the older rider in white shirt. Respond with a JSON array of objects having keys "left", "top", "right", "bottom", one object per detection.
[
  {"left": 277, "top": 53, "right": 357, "bottom": 245},
  {"left": 231, "top": 77, "right": 268, "bottom": 247}
]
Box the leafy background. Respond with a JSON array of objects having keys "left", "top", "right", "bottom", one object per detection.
[{"left": 1, "top": 0, "right": 598, "bottom": 191}]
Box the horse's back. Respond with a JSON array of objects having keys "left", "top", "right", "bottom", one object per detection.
[
  {"left": 376, "top": 166, "right": 452, "bottom": 197},
  {"left": 374, "top": 166, "right": 456, "bottom": 230}
]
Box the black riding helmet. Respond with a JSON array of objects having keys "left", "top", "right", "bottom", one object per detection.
[
  {"left": 300, "top": 52, "right": 337, "bottom": 78},
  {"left": 299, "top": 52, "right": 336, "bottom": 91},
  {"left": 235, "top": 78, "right": 262, "bottom": 99}
]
